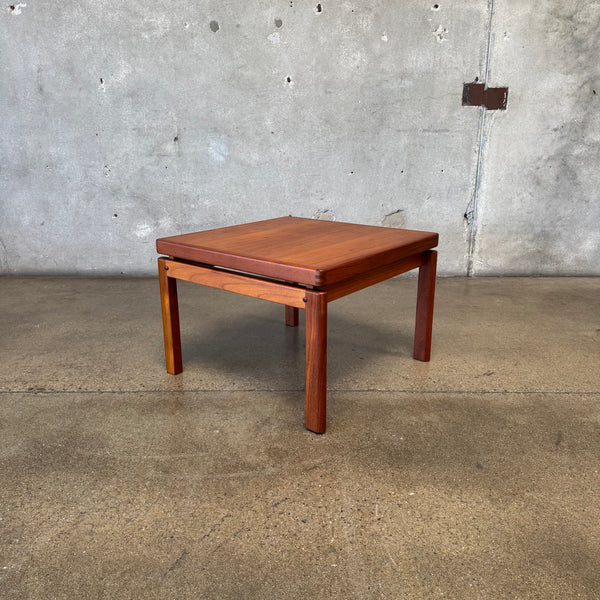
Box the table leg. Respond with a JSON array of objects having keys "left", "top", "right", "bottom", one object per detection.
[
  {"left": 413, "top": 250, "right": 437, "bottom": 362},
  {"left": 285, "top": 305, "right": 299, "bottom": 327},
  {"left": 304, "top": 291, "right": 327, "bottom": 433},
  {"left": 158, "top": 258, "right": 183, "bottom": 374}
]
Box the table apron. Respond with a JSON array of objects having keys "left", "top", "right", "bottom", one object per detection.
[
  {"left": 325, "top": 253, "right": 423, "bottom": 302},
  {"left": 158, "top": 257, "right": 307, "bottom": 309}
]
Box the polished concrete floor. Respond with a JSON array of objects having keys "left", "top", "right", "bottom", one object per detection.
[{"left": 1, "top": 276, "right": 599, "bottom": 599}]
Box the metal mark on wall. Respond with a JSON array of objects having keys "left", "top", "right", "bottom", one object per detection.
[{"left": 462, "top": 82, "right": 509, "bottom": 110}]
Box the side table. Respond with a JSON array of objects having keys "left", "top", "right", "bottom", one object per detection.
[{"left": 157, "top": 216, "right": 438, "bottom": 433}]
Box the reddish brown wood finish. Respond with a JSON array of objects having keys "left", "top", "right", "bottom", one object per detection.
[
  {"left": 157, "top": 217, "right": 438, "bottom": 287},
  {"left": 413, "top": 250, "right": 437, "bottom": 362},
  {"left": 325, "top": 253, "right": 422, "bottom": 302},
  {"left": 158, "top": 258, "right": 183, "bottom": 374},
  {"left": 285, "top": 305, "right": 299, "bottom": 327},
  {"left": 157, "top": 217, "right": 438, "bottom": 433},
  {"left": 305, "top": 291, "right": 327, "bottom": 434},
  {"left": 161, "top": 258, "right": 306, "bottom": 308}
]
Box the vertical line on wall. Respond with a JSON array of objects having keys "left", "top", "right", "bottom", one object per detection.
[{"left": 466, "top": 0, "right": 495, "bottom": 276}]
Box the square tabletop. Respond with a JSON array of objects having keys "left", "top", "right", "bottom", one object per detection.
[{"left": 156, "top": 216, "right": 438, "bottom": 287}]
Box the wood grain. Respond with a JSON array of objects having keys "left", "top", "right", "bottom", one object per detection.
[
  {"left": 158, "top": 258, "right": 183, "bottom": 374},
  {"left": 305, "top": 291, "right": 327, "bottom": 434},
  {"left": 325, "top": 254, "right": 422, "bottom": 302},
  {"left": 157, "top": 216, "right": 438, "bottom": 287},
  {"left": 162, "top": 258, "right": 306, "bottom": 309},
  {"left": 413, "top": 250, "right": 437, "bottom": 362},
  {"left": 285, "top": 305, "right": 299, "bottom": 327}
]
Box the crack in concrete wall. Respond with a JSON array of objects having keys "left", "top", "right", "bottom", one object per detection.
[
  {"left": 465, "top": 0, "right": 495, "bottom": 277},
  {"left": 0, "top": 237, "right": 10, "bottom": 273}
]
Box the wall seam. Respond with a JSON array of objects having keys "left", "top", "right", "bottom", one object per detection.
[{"left": 466, "top": 0, "right": 495, "bottom": 277}]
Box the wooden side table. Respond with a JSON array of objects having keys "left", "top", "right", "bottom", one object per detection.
[{"left": 156, "top": 216, "right": 438, "bottom": 433}]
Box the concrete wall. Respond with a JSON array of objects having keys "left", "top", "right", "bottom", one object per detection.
[{"left": 1, "top": 1, "right": 598, "bottom": 276}]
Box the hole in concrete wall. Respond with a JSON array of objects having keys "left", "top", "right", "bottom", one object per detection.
[
  {"left": 8, "top": 3, "right": 26, "bottom": 14},
  {"left": 268, "top": 31, "right": 281, "bottom": 45},
  {"left": 463, "top": 210, "right": 474, "bottom": 230},
  {"left": 433, "top": 24, "right": 448, "bottom": 42},
  {"left": 9, "top": 3, "right": 26, "bottom": 15},
  {"left": 174, "top": 136, "right": 179, "bottom": 142},
  {"left": 274, "top": 18, "right": 283, "bottom": 28},
  {"left": 432, "top": 3, "right": 440, "bottom": 10},
  {"left": 8, "top": 3, "right": 25, "bottom": 13},
  {"left": 209, "top": 20, "right": 219, "bottom": 32},
  {"left": 315, "top": 3, "right": 322, "bottom": 13}
]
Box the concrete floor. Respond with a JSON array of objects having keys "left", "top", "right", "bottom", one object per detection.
[{"left": 1, "top": 276, "right": 599, "bottom": 599}]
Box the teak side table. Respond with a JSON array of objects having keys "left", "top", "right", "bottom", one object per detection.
[{"left": 156, "top": 216, "right": 438, "bottom": 433}]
